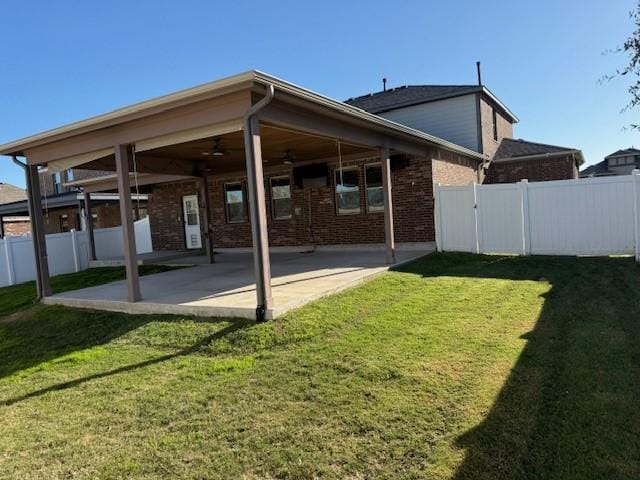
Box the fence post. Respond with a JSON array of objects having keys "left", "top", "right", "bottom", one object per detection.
[
  {"left": 70, "top": 229, "right": 80, "bottom": 272},
  {"left": 435, "top": 183, "right": 443, "bottom": 252},
  {"left": 633, "top": 169, "right": 640, "bottom": 263},
  {"left": 3, "top": 236, "right": 15, "bottom": 286},
  {"left": 519, "top": 179, "right": 531, "bottom": 255},
  {"left": 472, "top": 182, "right": 481, "bottom": 254}
]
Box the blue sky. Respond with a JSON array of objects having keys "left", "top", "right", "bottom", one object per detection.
[{"left": 1, "top": 0, "right": 638, "bottom": 188}]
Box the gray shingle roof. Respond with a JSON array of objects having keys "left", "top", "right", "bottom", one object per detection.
[
  {"left": 0, "top": 182, "right": 26, "bottom": 205},
  {"left": 493, "top": 138, "right": 578, "bottom": 162},
  {"left": 580, "top": 159, "right": 612, "bottom": 177},
  {"left": 345, "top": 85, "right": 482, "bottom": 114},
  {"left": 605, "top": 148, "right": 640, "bottom": 158}
]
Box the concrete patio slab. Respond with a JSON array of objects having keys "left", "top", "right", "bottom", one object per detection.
[{"left": 43, "top": 248, "right": 433, "bottom": 319}]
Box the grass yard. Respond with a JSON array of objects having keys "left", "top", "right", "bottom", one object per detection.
[{"left": 0, "top": 253, "right": 639, "bottom": 479}]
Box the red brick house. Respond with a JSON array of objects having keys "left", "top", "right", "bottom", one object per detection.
[
  {"left": 0, "top": 70, "right": 484, "bottom": 319},
  {"left": 483, "top": 138, "right": 584, "bottom": 184}
]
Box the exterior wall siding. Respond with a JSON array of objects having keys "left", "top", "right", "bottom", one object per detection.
[
  {"left": 148, "top": 151, "right": 479, "bottom": 251},
  {"left": 479, "top": 96, "right": 514, "bottom": 158},
  {"left": 379, "top": 95, "right": 480, "bottom": 152},
  {"left": 484, "top": 155, "right": 578, "bottom": 184}
]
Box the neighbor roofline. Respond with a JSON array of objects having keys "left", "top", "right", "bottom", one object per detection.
[
  {"left": 605, "top": 151, "right": 640, "bottom": 159},
  {"left": 0, "top": 70, "right": 484, "bottom": 161},
  {"left": 493, "top": 149, "right": 584, "bottom": 165},
  {"left": 347, "top": 85, "right": 519, "bottom": 123}
]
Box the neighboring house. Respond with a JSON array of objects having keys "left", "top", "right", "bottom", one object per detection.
[
  {"left": 0, "top": 167, "right": 148, "bottom": 235},
  {"left": 0, "top": 182, "right": 30, "bottom": 236},
  {"left": 580, "top": 148, "right": 640, "bottom": 177},
  {"left": 483, "top": 138, "right": 583, "bottom": 184},
  {"left": 346, "top": 81, "right": 582, "bottom": 183},
  {"left": 345, "top": 84, "right": 518, "bottom": 158}
]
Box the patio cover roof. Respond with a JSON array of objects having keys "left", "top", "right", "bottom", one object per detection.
[{"left": 0, "top": 70, "right": 483, "bottom": 170}]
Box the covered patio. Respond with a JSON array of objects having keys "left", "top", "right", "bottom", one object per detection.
[
  {"left": 0, "top": 70, "right": 478, "bottom": 321},
  {"left": 42, "top": 248, "right": 431, "bottom": 319}
]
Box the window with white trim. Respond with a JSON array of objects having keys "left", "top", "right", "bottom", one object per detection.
[
  {"left": 335, "top": 167, "right": 361, "bottom": 215},
  {"left": 365, "top": 164, "right": 384, "bottom": 213},
  {"left": 270, "top": 176, "right": 292, "bottom": 220},
  {"left": 224, "top": 183, "right": 246, "bottom": 223}
]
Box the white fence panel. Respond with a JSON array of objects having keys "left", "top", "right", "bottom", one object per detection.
[
  {"left": 134, "top": 216, "right": 153, "bottom": 254},
  {"left": 436, "top": 185, "right": 477, "bottom": 253},
  {"left": 528, "top": 177, "right": 635, "bottom": 255},
  {"left": 476, "top": 184, "right": 524, "bottom": 254},
  {"left": 436, "top": 171, "right": 640, "bottom": 261},
  {"left": 94, "top": 217, "right": 152, "bottom": 260},
  {"left": 10, "top": 236, "right": 37, "bottom": 284}
]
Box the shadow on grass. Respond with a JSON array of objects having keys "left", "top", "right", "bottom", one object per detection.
[
  {"left": 0, "top": 314, "right": 251, "bottom": 407},
  {"left": 397, "top": 253, "right": 640, "bottom": 479}
]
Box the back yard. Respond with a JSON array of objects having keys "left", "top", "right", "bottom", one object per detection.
[{"left": 0, "top": 253, "right": 639, "bottom": 479}]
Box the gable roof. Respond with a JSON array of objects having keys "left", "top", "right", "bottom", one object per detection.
[
  {"left": 0, "top": 70, "right": 484, "bottom": 162},
  {"left": 580, "top": 159, "right": 613, "bottom": 177},
  {"left": 345, "top": 84, "right": 518, "bottom": 122},
  {"left": 0, "top": 182, "right": 27, "bottom": 205},
  {"left": 605, "top": 148, "right": 640, "bottom": 158},
  {"left": 492, "top": 138, "right": 583, "bottom": 164}
]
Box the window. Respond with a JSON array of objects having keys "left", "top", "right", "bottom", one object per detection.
[
  {"left": 66, "top": 169, "right": 75, "bottom": 182},
  {"left": 365, "top": 164, "right": 384, "bottom": 213},
  {"left": 224, "top": 183, "right": 246, "bottom": 223},
  {"left": 492, "top": 108, "right": 498, "bottom": 141},
  {"left": 270, "top": 176, "right": 292, "bottom": 219},
  {"left": 52, "top": 172, "right": 63, "bottom": 194},
  {"left": 335, "top": 167, "right": 361, "bottom": 215}
]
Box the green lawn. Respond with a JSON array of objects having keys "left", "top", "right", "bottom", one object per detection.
[{"left": 0, "top": 254, "right": 639, "bottom": 479}]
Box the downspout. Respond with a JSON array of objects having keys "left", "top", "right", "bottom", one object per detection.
[{"left": 243, "top": 83, "right": 275, "bottom": 322}]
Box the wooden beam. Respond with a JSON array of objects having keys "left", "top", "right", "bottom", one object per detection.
[
  {"left": 25, "top": 90, "right": 252, "bottom": 165},
  {"left": 25, "top": 164, "right": 52, "bottom": 298},
  {"left": 83, "top": 191, "right": 97, "bottom": 261},
  {"left": 381, "top": 148, "right": 396, "bottom": 264},
  {"left": 259, "top": 100, "right": 431, "bottom": 157},
  {"left": 115, "top": 144, "right": 141, "bottom": 302},
  {"left": 244, "top": 117, "right": 273, "bottom": 318},
  {"left": 198, "top": 175, "right": 215, "bottom": 264}
]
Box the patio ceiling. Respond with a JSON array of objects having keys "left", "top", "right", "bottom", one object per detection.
[{"left": 72, "top": 125, "right": 373, "bottom": 179}]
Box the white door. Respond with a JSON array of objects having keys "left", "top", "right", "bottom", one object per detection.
[{"left": 182, "top": 195, "right": 202, "bottom": 249}]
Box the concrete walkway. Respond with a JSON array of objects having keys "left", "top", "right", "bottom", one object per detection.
[{"left": 44, "top": 248, "right": 433, "bottom": 319}]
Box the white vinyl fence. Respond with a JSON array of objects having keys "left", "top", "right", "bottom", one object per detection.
[
  {"left": 0, "top": 217, "right": 153, "bottom": 288},
  {"left": 435, "top": 171, "right": 640, "bottom": 261}
]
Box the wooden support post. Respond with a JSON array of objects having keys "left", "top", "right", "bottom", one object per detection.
[
  {"left": 0, "top": 215, "right": 4, "bottom": 238},
  {"left": 244, "top": 116, "right": 273, "bottom": 319},
  {"left": 115, "top": 144, "right": 141, "bottom": 302},
  {"left": 26, "top": 164, "right": 52, "bottom": 298},
  {"left": 84, "top": 191, "right": 97, "bottom": 261},
  {"left": 199, "top": 175, "right": 215, "bottom": 264},
  {"left": 381, "top": 148, "right": 396, "bottom": 264}
]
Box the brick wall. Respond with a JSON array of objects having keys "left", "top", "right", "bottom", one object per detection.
[
  {"left": 484, "top": 154, "right": 578, "bottom": 184},
  {"left": 42, "top": 207, "right": 81, "bottom": 234},
  {"left": 3, "top": 219, "right": 31, "bottom": 236},
  {"left": 479, "top": 96, "right": 513, "bottom": 158},
  {"left": 148, "top": 150, "right": 479, "bottom": 250},
  {"left": 39, "top": 168, "right": 113, "bottom": 196}
]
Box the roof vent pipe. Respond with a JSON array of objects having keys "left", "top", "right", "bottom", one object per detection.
[
  {"left": 383, "top": 78, "right": 387, "bottom": 92},
  {"left": 476, "top": 61, "right": 482, "bottom": 86}
]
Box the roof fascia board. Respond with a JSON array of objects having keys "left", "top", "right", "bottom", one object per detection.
[
  {"left": 253, "top": 73, "right": 484, "bottom": 160},
  {"left": 0, "top": 71, "right": 256, "bottom": 156},
  {"left": 494, "top": 149, "right": 584, "bottom": 164}
]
